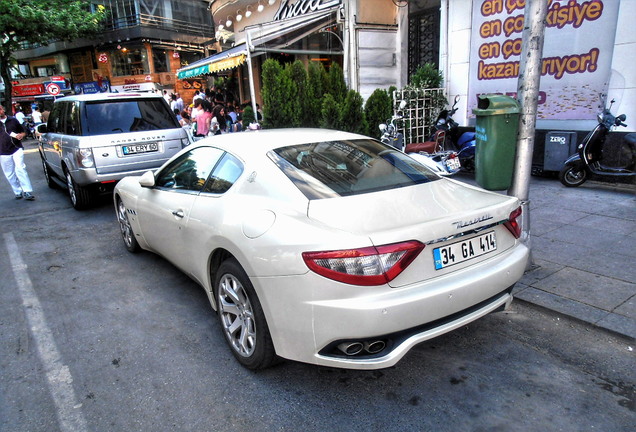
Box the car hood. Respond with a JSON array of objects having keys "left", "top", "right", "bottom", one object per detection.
[{"left": 306, "top": 178, "right": 519, "bottom": 245}]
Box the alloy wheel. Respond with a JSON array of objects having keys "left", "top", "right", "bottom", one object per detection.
[
  {"left": 217, "top": 273, "right": 257, "bottom": 357},
  {"left": 118, "top": 200, "right": 134, "bottom": 249}
]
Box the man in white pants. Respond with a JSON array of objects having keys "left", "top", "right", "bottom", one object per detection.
[{"left": 0, "top": 105, "right": 35, "bottom": 200}]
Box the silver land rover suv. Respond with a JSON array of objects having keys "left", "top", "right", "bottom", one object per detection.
[{"left": 38, "top": 93, "right": 191, "bottom": 209}]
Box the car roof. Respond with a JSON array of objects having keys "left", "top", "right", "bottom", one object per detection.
[
  {"left": 54, "top": 93, "right": 163, "bottom": 103},
  {"left": 194, "top": 128, "right": 368, "bottom": 159}
]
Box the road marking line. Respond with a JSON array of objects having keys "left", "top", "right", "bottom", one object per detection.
[{"left": 4, "top": 233, "right": 88, "bottom": 432}]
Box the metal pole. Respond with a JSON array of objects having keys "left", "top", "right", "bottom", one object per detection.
[
  {"left": 508, "top": 0, "right": 547, "bottom": 268},
  {"left": 245, "top": 30, "right": 259, "bottom": 127}
]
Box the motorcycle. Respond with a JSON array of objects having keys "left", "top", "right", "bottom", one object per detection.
[
  {"left": 559, "top": 98, "right": 636, "bottom": 187},
  {"left": 379, "top": 101, "right": 461, "bottom": 176},
  {"left": 22, "top": 115, "right": 36, "bottom": 140},
  {"left": 405, "top": 95, "right": 476, "bottom": 171}
]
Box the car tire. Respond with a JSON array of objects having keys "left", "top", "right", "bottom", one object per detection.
[
  {"left": 40, "top": 155, "right": 58, "bottom": 189},
  {"left": 215, "top": 258, "right": 277, "bottom": 370},
  {"left": 65, "top": 169, "right": 92, "bottom": 210},
  {"left": 559, "top": 165, "right": 587, "bottom": 187},
  {"left": 116, "top": 198, "right": 141, "bottom": 253}
]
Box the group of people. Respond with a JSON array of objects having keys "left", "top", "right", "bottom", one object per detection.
[{"left": 170, "top": 87, "right": 262, "bottom": 140}]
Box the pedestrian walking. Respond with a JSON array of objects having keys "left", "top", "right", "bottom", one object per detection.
[{"left": 0, "top": 105, "right": 35, "bottom": 200}]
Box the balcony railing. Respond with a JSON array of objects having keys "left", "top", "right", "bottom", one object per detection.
[
  {"left": 103, "top": 13, "right": 214, "bottom": 38},
  {"left": 18, "top": 13, "right": 214, "bottom": 50}
]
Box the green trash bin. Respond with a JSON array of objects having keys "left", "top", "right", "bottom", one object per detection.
[{"left": 472, "top": 95, "right": 520, "bottom": 190}]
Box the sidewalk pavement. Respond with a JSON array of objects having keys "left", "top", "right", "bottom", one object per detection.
[{"left": 457, "top": 172, "right": 636, "bottom": 341}]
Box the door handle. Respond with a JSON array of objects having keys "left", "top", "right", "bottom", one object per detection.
[{"left": 171, "top": 210, "right": 185, "bottom": 218}]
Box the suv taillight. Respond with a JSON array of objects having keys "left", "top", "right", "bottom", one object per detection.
[
  {"left": 76, "top": 148, "right": 94, "bottom": 168},
  {"left": 302, "top": 241, "right": 425, "bottom": 286}
]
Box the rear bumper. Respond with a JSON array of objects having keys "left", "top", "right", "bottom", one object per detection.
[{"left": 253, "top": 243, "right": 529, "bottom": 369}]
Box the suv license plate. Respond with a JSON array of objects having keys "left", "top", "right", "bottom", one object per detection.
[
  {"left": 122, "top": 143, "right": 159, "bottom": 155},
  {"left": 433, "top": 231, "right": 497, "bottom": 270}
]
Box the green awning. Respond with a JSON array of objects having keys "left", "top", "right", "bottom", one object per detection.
[{"left": 177, "top": 45, "right": 247, "bottom": 80}]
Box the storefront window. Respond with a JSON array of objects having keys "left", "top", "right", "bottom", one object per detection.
[
  {"left": 35, "top": 66, "right": 57, "bottom": 77},
  {"left": 152, "top": 49, "right": 170, "bottom": 73},
  {"left": 179, "top": 52, "right": 204, "bottom": 69},
  {"left": 110, "top": 46, "right": 149, "bottom": 76}
]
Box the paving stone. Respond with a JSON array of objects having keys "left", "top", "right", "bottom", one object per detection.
[{"left": 531, "top": 267, "right": 635, "bottom": 312}]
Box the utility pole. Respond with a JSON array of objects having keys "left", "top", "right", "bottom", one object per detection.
[{"left": 508, "top": 0, "right": 548, "bottom": 267}]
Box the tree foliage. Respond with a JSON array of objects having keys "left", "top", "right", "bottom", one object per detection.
[
  {"left": 339, "top": 90, "right": 367, "bottom": 134},
  {"left": 242, "top": 105, "right": 256, "bottom": 126},
  {"left": 409, "top": 62, "right": 444, "bottom": 89},
  {"left": 320, "top": 93, "right": 340, "bottom": 130},
  {"left": 287, "top": 60, "right": 306, "bottom": 128},
  {"left": 260, "top": 59, "right": 367, "bottom": 133},
  {"left": 364, "top": 88, "right": 393, "bottom": 138},
  {"left": 305, "top": 61, "right": 326, "bottom": 128},
  {"left": 262, "top": 58, "right": 298, "bottom": 128},
  {"left": 326, "top": 62, "right": 347, "bottom": 104},
  {"left": 0, "top": 0, "right": 104, "bottom": 109}
]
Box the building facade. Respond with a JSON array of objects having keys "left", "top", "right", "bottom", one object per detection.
[
  {"left": 11, "top": 0, "right": 214, "bottom": 111},
  {"left": 13, "top": 0, "right": 635, "bottom": 147}
]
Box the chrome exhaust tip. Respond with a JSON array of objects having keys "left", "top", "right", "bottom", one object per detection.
[
  {"left": 364, "top": 340, "right": 386, "bottom": 354},
  {"left": 337, "top": 342, "right": 364, "bottom": 356}
]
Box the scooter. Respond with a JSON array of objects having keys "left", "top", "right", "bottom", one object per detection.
[
  {"left": 559, "top": 98, "right": 636, "bottom": 187},
  {"left": 406, "top": 95, "right": 476, "bottom": 171},
  {"left": 379, "top": 101, "right": 461, "bottom": 176}
]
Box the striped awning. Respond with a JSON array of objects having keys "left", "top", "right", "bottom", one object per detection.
[
  {"left": 176, "top": 7, "right": 339, "bottom": 80},
  {"left": 177, "top": 46, "right": 247, "bottom": 79}
]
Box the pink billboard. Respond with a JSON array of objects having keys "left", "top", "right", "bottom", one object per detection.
[{"left": 467, "top": 0, "right": 620, "bottom": 120}]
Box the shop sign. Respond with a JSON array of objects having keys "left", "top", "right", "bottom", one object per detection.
[
  {"left": 12, "top": 83, "right": 45, "bottom": 97},
  {"left": 110, "top": 82, "right": 159, "bottom": 93},
  {"left": 274, "top": 0, "right": 341, "bottom": 21},
  {"left": 74, "top": 80, "right": 111, "bottom": 94}
]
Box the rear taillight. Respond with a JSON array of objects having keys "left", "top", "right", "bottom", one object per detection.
[
  {"left": 504, "top": 206, "right": 522, "bottom": 239},
  {"left": 76, "top": 148, "right": 94, "bottom": 168},
  {"left": 302, "top": 241, "right": 425, "bottom": 286}
]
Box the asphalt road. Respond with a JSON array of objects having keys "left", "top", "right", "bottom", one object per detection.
[{"left": 0, "top": 143, "right": 634, "bottom": 431}]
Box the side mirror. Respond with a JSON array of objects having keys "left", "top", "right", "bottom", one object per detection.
[
  {"left": 616, "top": 114, "right": 626, "bottom": 125},
  {"left": 36, "top": 123, "right": 48, "bottom": 134},
  {"left": 139, "top": 170, "right": 156, "bottom": 188}
]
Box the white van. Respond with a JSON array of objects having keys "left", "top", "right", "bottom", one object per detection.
[{"left": 38, "top": 93, "right": 191, "bottom": 209}]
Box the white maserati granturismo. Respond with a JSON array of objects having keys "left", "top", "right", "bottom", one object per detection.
[{"left": 114, "top": 129, "right": 529, "bottom": 370}]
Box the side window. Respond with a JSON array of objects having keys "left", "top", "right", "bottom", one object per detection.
[
  {"left": 203, "top": 153, "right": 243, "bottom": 194},
  {"left": 155, "top": 146, "right": 224, "bottom": 191},
  {"left": 48, "top": 103, "right": 66, "bottom": 133},
  {"left": 66, "top": 102, "right": 80, "bottom": 136}
]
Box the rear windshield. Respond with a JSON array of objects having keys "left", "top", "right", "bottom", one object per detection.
[
  {"left": 269, "top": 139, "right": 439, "bottom": 199},
  {"left": 83, "top": 99, "right": 179, "bottom": 135}
]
